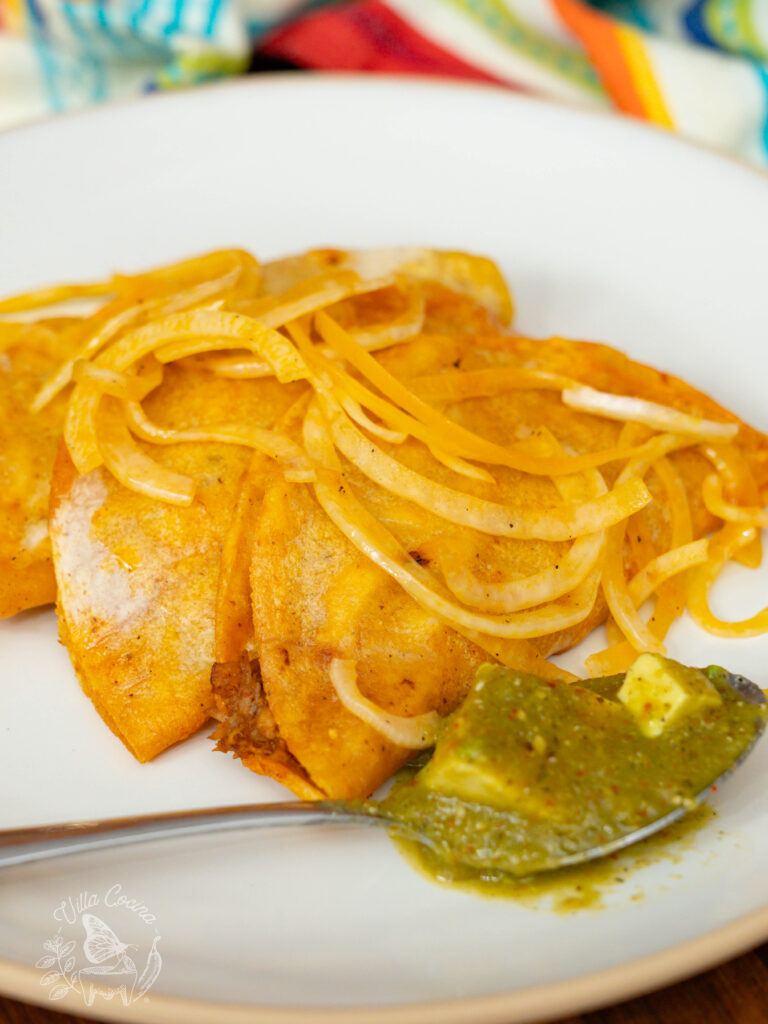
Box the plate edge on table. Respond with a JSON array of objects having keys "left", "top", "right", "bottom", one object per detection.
[
  {"left": 1, "top": 897, "right": 768, "bottom": 1024},
  {"left": 2, "top": 72, "right": 768, "bottom": 1024},
  {"left": 1, "top": 71, "right": 767, "bottom": 188}
]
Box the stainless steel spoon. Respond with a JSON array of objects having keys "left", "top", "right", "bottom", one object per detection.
[{"left": 1, "top": 671, "right": 764, "bottom": 873}]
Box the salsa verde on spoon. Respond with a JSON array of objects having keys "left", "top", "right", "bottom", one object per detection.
[{"left": 371, "top": 655, "right": 767, "bottom": 881}]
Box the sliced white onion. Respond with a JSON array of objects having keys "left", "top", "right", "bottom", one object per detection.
[
  {"left": 330, "top": 411, "right": 650, "bottom": 541},
  {"left": 702, "top": 473, "right": 768, "bottom": 528},
  {"left": 123, "top": 400, "right": 310, "bottom": 470},
  {"left": 427, "top": 446, "right": 495, "bottom": 484},
  {"left": 31, "top": 272, "right": 238, "bottom": 412},
  {"left": 346, "top": 289, "right": 425, "bottom": 349},
  {"left": 627, "top": 538, "right": 709, "bottom": 607},
  {"left": 562, "top": 386, "right": 738, "bottom": 441},
  {"left": 340, "top": 395, "right": 407, "bottom": 444},
  {"left": 329, "top": 659, "right": 439, "bottom": 749},
  {"left": 314, "top": 469, "right": 600, "bottom": 639},
  {"left": 441, "top": 530, "right": 604, "bottom": 613}
]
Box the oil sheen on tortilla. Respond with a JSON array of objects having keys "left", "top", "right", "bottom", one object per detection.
[
  {"left": 50, "top": 362, "right": 305, "bottom": 761},
  {"left": 50, "top": 248, "right": 497, "bottom": 762},
  {"left": 0, "top": 319, "right": 83, "bottom": 617},
  {"left": 213, "top": 284, "right": 768, "bottom": 800}
]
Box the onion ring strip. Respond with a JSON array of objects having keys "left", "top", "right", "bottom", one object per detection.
[
  {"left": 311, "top": 339, "right": 696, "bottom": 488},
  {"left": 458, "top": 630, "right": 580, "bottom": 683},
  {"left": 206, "top": 289, "right": 420, "bottom": 378},
  {"left": 442, "top": 532, "right": 604, "bottom": 613},
  {"left": 562, "top": 385, "right": 738, "bottom": 441},
  {"left": 316, "top": 312, "right": 691, "bottom": 476},
  {"left": 628, "top": 539, "right": 709, "bottom": 607},
  {"left": 123, "top": 400, "right": 310, "bottom": 470},
  {"left": 302, "top": 400, "right": 342, "bottom": 472},
  {"left": 340, "top": 396, "right": 407, "bottom": 445},
  {"left": 329, "top": 659, "right": 439, "bottom": 749},
  {"left": 702, "top": 473, "right": 768, "bottom": 528},
  {"left": 115, "top": 249, "right": 261, "bottom": 300},
  {"left": 426, "top": 447, "right": 495, "bottom": 484},
  {"left": 150, "top": 310, "right": 309, "bottom": 382},
  {"left": 302, "top": 403, "right": 601, "bottom": 641},
  {"left": 600, "top": 430, "right": 700, "bottom": 654},
  {"left": 441, "top": 430, "right": 606, "bottom": 613},
  {"left": 65, "top": 381, "right": 105, "bottom": 474},
  {"left": 589, "top": 536, "right": 708, "bottom": 679},
  {"left": 646, "top": 455, "right": 693, "bottom": 642},
  {"left": 700, "top": 443, "right": 764, "bottom": 568},
  {"left": 313, "top": 467, "right": 600, "bottom": 639},
  {"left": 206, "top": 355, "right": 276, "bottom": 379},
  {"left": 342, "top": 288, "right": 425, "bottom": 349},
  {"left": 32, "top": 269, "right": 242, "bottom": 412},
  {"left": 688, "top": 524, "right": 768, "bottom": 638},
  {"left": 700, "top": 443, "right": 761, "bottom": 504},
  {"left": 207, "top": 330, "right": 423, "bottom": 378},
  {"left": 584, "top": 644, "right": 637, "bottom": 676},
  {"left": 154, "top": 274, "right": 393, "bottom": 365},
  {"left": 329, "top": 410, "right": 651, "bottom": 541},
  {"left": 96, "top": 398, "right": 195, "bottom": 506},
  {"left": 64, "top": 310, "right": 310, "bottom": 471},
  {"left": 584, "top": 538, "right": 709, "bottom": 675},
  {"left": 654, "top": 457, "right": 693, "bottom": 548},
  {"left": 0, "top": 280, "right": 115, "bottom": 315},
  {"left": 72, "top": 361, "right": 163, "bottom": 402}
]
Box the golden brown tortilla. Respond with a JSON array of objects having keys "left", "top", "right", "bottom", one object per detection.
[
  {"left": 47, "top": 247, "right": 510, "bottom": 762},
  {"left": 215, "top": 316, "right": 768, "bottom": 799},
  {"left": 0, "top": 319, "right": 84, "bottom": 617},
  {"left": 43, "top": 247, "right": 768, "bottom": 787},
  {"left": 50, "top": 362, "right": 305, "bottom": 761},
  {"left": 261, "top": 247, "right": 513, "bottom": 328}
]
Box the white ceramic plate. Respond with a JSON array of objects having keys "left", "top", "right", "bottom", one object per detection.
[{"left": 1, "top": 76, "right": 768, "bottom": 1024}]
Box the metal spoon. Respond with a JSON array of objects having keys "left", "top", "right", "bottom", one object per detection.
[{"left": 1, "top": 671, "right": 765, "bottom": 872}]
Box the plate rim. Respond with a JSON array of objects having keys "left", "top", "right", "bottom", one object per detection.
[
  {"left": 2, "top": 68, "right": 767, "bottom": 188},
  {"left": 2, "top": 897, "right": 767, "bottom": 1023},
  {"left": 1, "top": 71, "right": 768, "bottom": 1024}
]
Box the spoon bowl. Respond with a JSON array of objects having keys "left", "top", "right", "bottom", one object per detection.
[
  {"left": 545, "top": 670, "right": 767, "bottom": 870},
  {"left": 0, "top": 670, "right": 764, "bottom": 874}
]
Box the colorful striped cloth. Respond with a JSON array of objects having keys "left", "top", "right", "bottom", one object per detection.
[{"left": 2, "top": 0, "right": 768, "bottom": 165}]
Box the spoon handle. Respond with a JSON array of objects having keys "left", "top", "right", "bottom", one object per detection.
[{"left": 0, "top": 801, "right": 371, "bottom": 869}]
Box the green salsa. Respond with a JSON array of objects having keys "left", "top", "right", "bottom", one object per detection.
[
  {"left": 371, "top": 661, "right": 766, "bottom": 881},
  {"left": 393, "top": 804, "right": 716, "bottom": 910}
]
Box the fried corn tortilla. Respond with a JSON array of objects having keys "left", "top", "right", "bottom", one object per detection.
[
  {"left": 5, "top": 247, "right": 502, "bottom": 622},
  {"left": 210, "top": 397, "right": 326, "bottom": 799},
  {"left": 213, "top": 310, "right": 768, "bottom": 799},
  {"left": 210, "top": 268, "right": 514, "bottom": 794},
  {"left": 261, "top": 247, "right": 513, "bottom": 328},
  {"left": 50, "top": 363, "right": 305, "bottom": 761},
  {"left": 39, "top": 246, "right": 768, "bottom": 787},
  {"left": 50, "top": 247, "right": 506, "bottom": 763},
  {"left": 0, "top": 319, "right": 85, "bottom": 617}
]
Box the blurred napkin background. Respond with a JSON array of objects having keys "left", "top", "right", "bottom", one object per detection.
[{"left": 1, "top": 0, "right": 767, "bottom": 164}]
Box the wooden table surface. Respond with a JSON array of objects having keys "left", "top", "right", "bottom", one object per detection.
[{"left": 3, "top": 943, "right": 768, "bottom": 1024}]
